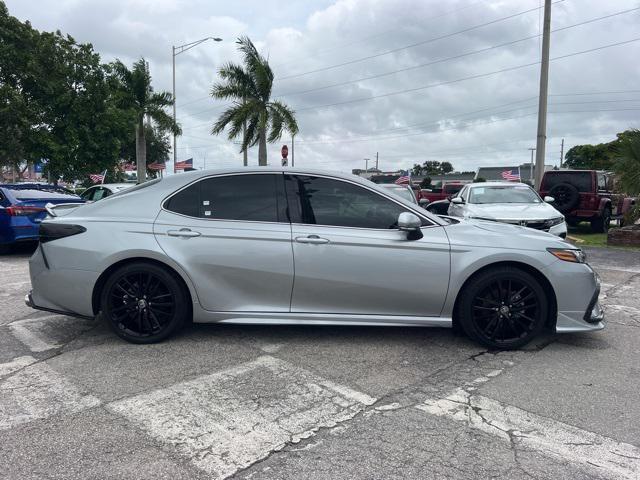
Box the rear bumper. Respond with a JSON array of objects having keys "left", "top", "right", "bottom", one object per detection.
[{"left": 25, "top": 291, "right": 94, "bottom": 320}]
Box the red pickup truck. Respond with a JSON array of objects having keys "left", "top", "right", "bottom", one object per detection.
[{"left": 418, "top": 182, "right": 468, "bottom": 204}]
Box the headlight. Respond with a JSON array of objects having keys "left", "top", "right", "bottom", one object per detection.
[
  {"left": 544, "top": 217, "right": 565, "bottom": 227},
  {"left": 547, "top": 248, "right": 586, "bottom": 263}
]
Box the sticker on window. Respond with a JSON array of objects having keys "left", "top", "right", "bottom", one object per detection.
[
  {"left": 204, "top": 210, "right": 211, "bottom": 216},
  {"left": 203, "top": 200, "right": 210, "bottom": 206}
]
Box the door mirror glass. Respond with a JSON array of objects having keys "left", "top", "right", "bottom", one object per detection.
[
  {"left": 544, "top": 196, "right": 555, "bottom": 203},
  {"left": 451, "top": 196, "right": 464, "bottom": 205}
]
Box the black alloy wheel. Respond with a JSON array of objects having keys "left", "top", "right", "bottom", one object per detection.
[
  {"left": 101, "top": 262, "right": 188, "bottom": 344},
  {"left": 457, "top": 267, "right": 548, "bottom": 349}
]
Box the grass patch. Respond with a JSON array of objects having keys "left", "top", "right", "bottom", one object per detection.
[{"left": 567, "top": 222, "right": 640, "bottom": 249}]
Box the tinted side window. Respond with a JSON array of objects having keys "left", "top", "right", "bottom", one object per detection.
[
  {"left": 165, "top": 174, "right": 284, "bottom": 222},
  {"left": 286, "top": 175, "right": 413, "bottom": 229},
  {"left": 597, "top": 174, "right": 606, "bottom": 191}
]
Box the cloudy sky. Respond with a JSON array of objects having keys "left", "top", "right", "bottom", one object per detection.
[{"left": 6, "top": 0, "right": 640, "bottom": 173}]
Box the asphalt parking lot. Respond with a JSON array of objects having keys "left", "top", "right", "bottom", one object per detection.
[{"left": 1, "top": 244, "right": 639, "bottom": 480}]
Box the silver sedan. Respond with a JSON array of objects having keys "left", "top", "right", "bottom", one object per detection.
[{"left": 26, "top": 168, "right": 603, "bottom": 349}]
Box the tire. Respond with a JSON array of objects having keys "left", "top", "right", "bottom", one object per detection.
[
  {"left": 455, "top": 266, "right": 548, "bottom": 349},
  {"left": 590, "top": 207, "right": 611, "bottom": 233},
  {"left": 100, "top": 262, "right": 189, "bottom": 344},
  {"left": 549, "top": 183, "right": 580, "bottom": 213},
  {"left": 0, "top": 244, "right": 11, "bottom": 255}
]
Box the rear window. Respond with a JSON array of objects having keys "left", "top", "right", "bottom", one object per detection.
[
  {"left": 9, "top": 189, "right": 80, "bottom": 200},
  {"left": 542, "top": 172, "right": 592, "bottom": 192}
]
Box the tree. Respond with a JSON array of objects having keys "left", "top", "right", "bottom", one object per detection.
[
  {"left": 563, "top": 131, "right": 639, "bottom": 171},
  {"left": 111, "top": 58, "right": 180, "bottom": 182},
  {"left": 0, "top": 2, "right": 130, "bottom": 182},
  {"left": 120, "top": 124, "right": 171, "bottom": 177},
  {"left": 440, "top": 161, "right": 454, "bottom": 174},
  {"left": 211, "top": 36, "right": 298, "bottom": 166},
  {"left": 614, "top": 129, "right": 640, "bottom": 195}
]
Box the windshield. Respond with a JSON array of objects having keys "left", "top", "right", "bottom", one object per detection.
[{"left": 468, "top": 185, "right": 541, "bottom": 204}]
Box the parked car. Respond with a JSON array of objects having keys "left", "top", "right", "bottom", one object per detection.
[
  {"left": 447, "top": 182, "right": 567, "bottom": 238},
  {"left": 418, "top": 182, "right": 467, "bottom": 205},
  {"left": 80, "top": 183, "right": 135, "bottom": 202},
  {"left": 0, "top": 183, "right": 84, "bottom": 253},
  {"left": 377, "top": 183, "right": 423, "bottom": 206},
  {"left": 26, "top": 168, "right": 603, "bottom": 349},
  {"left": 426, "top": 198, "right": 452, "bottom": 215},
  {"left": 538, "top": 170, "right": 636, "bottom": 233}
]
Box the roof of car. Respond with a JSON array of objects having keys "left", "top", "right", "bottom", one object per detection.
[
  {"left": 96, "top": 183, "right": 136, "bottom": 192},
  {"left": 469, "top": 181, "right": 531, "bottom": 188}
]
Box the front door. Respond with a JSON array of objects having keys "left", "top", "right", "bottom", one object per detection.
[
  {"left": 154, "top": 173, "right": 294, "bottom": 312},
  {"left": 285, "top": 174, "right": 450, "bottom": 317}
]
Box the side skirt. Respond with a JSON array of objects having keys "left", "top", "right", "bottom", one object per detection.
[{"left": 192, "top": 309, "right": 452, "bottom": 328}]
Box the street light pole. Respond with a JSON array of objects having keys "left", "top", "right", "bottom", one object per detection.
[
  {"left": 528, "top": 148, "right": 536, "bottom": 183},
  {"left": 172, "top": 36, "right": 222, "bottom": 173}
]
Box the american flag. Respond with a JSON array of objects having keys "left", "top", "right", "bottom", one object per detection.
[
  {"left": 148, "top": 161, "right": 166, "bottom": 171},
  {"left": 501, "top": 169, "right": 520, "bottom": 181},
  {"left": 395, "top": 170, "right": 411, "bottom": 185},
  {"left": 89, "top": 170, "right": 106, "bottom": 184},
  {"left": 174, "top": 158, "right": 193, "bottom": 171}
]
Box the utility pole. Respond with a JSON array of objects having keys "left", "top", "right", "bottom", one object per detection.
[
  {"left": 559, "top": 138, "right": 564, "bottom": 168},
  {"left": 242, "top": 97, "right": 248, "bottom": 167},
  {"left": 534, "top": 0, "right": 552, "bottom": 188},
  {"left": 364, "top": 158, "right": 370, "bottom": 173},
  {"left": 291, "top": 134, "right": 295, "bottom": 167},
  {"left": 375, "top": 152, "right": 379, "bottom": 171},
  {"left": 528, "top": 148, "right": 536, "bottom": 182}
]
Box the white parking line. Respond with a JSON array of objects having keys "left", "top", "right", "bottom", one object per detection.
[
  {"left": 9, "top": 323, "right": 61, "bottom": 352},
  {"left": 0, "top": 363, "right": 100, "bottom": 430},
  {"left": 108, "top": 355, "right": 376, "bottom": 480},
  {"left": 416, "top": 389, "right": 640, "bottom": 480},
  {"left": 0, "top": 356, "right": 37, "bottom": 377}
]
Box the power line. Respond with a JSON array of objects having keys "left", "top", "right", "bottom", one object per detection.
[
  {"left": 276, "top": 2, "right": 565, "bottom": 81},
  {"left": 291, "top": 37, "right": 640, "bottom": 112},
  {"left": 176, "top": 107, "right": 639, "bottom": 150},
  {"left": 274, "top": 6, "right": 640, "bottom": 99}
]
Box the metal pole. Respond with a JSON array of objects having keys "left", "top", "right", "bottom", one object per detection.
[
  {"left": 291, "top": 134, "right": 295, "bottom": 167},
  {"left": 364, "top": 158, "right": 369, "bottom": 172},
  {"left": 375, "top": 152, "right": 379, "bottom": 170},
  {"left": 559, "top": 138, "right": 564, "bottom": 168},
  {"left": 529, "top": 148, "right": 536, "bottom": 182},
  {"left": 172, "top": 45, "right": 177, "bottom": 174},
  {"left": 534, "top": 0, "right": 552, "bottom": 188}
]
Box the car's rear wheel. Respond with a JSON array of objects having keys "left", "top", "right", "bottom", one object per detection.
[
  {"left": 456, "top": 266, "right": 548, "bottom": 349},
  {"left": 101, "top": 262, "right": 189, "bottom": 344}
]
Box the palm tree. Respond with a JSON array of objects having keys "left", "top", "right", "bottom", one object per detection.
[
  {"left": 211, "top": 36, "right": 298, "bottom": 166},
  {"left": 112, "top": 58, "right": 180, "bottom": 182}
]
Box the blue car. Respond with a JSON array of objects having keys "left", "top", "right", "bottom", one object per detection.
[{"left": 0, "top": 183, "right": 84, "bottom": 253}]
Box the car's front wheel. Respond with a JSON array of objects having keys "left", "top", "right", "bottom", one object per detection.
[
  {"left": 101, "top": 262, "right": 189, "bottom": 344},
  {"left": 456, "top": 266, "right": 548, "bottom": 349}
]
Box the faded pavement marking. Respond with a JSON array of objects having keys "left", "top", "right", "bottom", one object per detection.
[
  {"left": 416, "top": 388, "right": 640, "bottom": 480},
  {"left": 0, "top": 355, "right": 37, "bottom": 377},
  {"left": 0, "top": 363, "right": 101, "bottom": 430},
  {"left": 107, "top": 355, "right": 376, "bottom": 480}
]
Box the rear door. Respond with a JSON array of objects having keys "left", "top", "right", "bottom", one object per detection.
[
  {"left": 285, "top": 174, "right": 450, "bottom": 317},
  {"left": 153, "top": 173, "right": 294, "bottom": 312}
]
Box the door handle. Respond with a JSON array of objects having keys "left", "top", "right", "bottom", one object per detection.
[
  {"left": 295, "top": 235, "right": 329, "bottom": 244},
  {"left": 167, "top": 228, "right": 201, "bottom": 238}
]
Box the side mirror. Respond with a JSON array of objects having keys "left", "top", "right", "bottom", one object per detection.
[
  {"left": 419, "top": 198, "right": 429, "bottom": 206},
  {"left": 451, "top": 196, "right": 464, "bottom": 205},
  {"left": 397, "top": 212, "right": 423, "bottom": 240},
  {"left": 544, "top": 196, "right": 555, "bottom": 203}
]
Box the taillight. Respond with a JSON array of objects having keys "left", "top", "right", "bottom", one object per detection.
[
  {"left": 39, "top": 223, "right": 86, "bottom": 243},
  {"left": 6, "top": 206, "right": 46, "bottom": 216}
]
